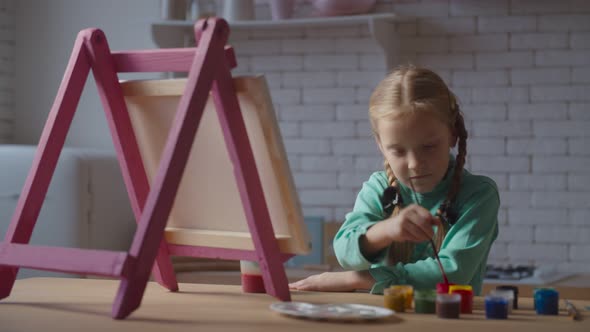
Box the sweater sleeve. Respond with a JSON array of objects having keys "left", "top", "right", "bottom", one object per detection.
[
  {"left": 333, "top": 173, "right": 388, "bottom": 270},
  {"left": 368, "top": 181, "right": 499, "bottom": 294}
]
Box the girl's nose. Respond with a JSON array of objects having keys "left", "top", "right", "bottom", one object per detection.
[{"left": 407, "top": 152, "right": 421, "bottom": 170}]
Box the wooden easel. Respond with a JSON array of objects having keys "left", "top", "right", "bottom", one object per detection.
[{"left": 0, "top": 18, "right": 291, "bottom": 319}]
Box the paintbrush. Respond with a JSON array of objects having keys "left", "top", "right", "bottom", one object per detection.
[{"left": 408, "top": 177, "right": 450, "bottom": 285}]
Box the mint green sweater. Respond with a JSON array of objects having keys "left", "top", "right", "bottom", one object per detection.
[{"left": 333, "top": 159, "right": 499, "bottom": 295}]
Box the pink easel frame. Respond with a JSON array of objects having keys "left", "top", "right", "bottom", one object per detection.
[{"left": 0, "top": 18, "right": 291, "bottom": 319}]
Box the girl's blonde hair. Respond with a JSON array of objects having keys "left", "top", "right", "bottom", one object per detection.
[{"left": 369, "top": 65, "right": 468, "bottom": 265}]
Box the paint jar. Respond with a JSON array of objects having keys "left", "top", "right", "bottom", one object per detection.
[
  {"left": 533, "top": 287, "right": 541, "bottom": 310},
  {"left": 489, "top": 289, "right": 514, "bottom": 313},
  {"left": 414, "top": 289, "right": 437, "bottom": 314},
  {"left": 496, "top": 285, "right": 519, "bottom": 309},
  {"left": 485, "top": 295, "right": 508, "bottom": 319},
  {"left": 389, "top": 285, "right": 414, "bottom": 309},
  {"left": 384, "top": 287, "right": 405, "bottom": 312},
  {"left": 449, "top": 285, "right": 473, "bottom": 314},
  {"left": 534, "top": 288, "right": 559, "bottom": 315},
  {"left": 436, "top": 293, "right": 461, "bottom": 319},
  {"left": 240, "top": 260, "right": 265, "bottom": 293},
  {"left": 436, "top": 282, "right": 455, "bottom": 294}
]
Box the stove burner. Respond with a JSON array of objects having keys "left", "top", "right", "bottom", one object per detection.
[{"left": 485, "top": 264, "right": 535, "bottom": 280}]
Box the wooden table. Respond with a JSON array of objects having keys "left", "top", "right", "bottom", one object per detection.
[
  {"left": 0, "top": 278, "right": 588, "bottom": 332},
  {"left": 176, "top": 269, "right": 590, "bottom": 300}
]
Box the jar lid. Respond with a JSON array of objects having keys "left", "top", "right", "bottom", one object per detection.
[
  {"left": 485, "top": 295, "right": 508, "bottom": 304},
  {"left": 436, "top": 293, "right": 461, "bottom": 303},
  {"left": 534, "top": 288, "right": 559, "bottom": 299},
  {"left": 490, "top": 289, "right": 515, "bottom": 299},
  {"left": 414, "top": 289, "right": 437, "bottom": 299},
  {"left": 389, "top": 285, "right": 413, "bottom": 292},
  {"left": 449, "top": 285, "right": 473, "bottom": 293},
  {"left": 436, "top": 282, "right": 455, "bottom": 293},
  {"left": 384, "top": 288, "right": 405, "bottom": 296}
]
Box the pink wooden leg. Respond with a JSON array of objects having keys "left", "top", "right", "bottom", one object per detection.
[
  {"left": 111, "top": 18, "right": 225, "bottom": 318},
  {"left": 0, "top": 32, "right": 91, "bottom": 299},
  {"left": 83, "top": 29, "right": 179, "bottom": 294},
  {"left": 112, "top": 276, "right": 148, "bottom": 319},
  {"left": 210, "top": 32, "right": 290, "bottom": 301}
]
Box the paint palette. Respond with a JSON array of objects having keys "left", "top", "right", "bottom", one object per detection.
[{"left": 270, "top": 302, "right": 394, "bottom": 321}]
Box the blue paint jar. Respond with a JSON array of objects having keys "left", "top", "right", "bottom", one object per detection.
[
  {"left": 534, "top": 288, "right": 559, "bottom": 315},
  {"left": 485, "top": 295, "right": 508, "bottom": 319}
]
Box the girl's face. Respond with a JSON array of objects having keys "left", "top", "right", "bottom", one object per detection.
[{"left": 376, "top": 110, "right": 455, "bottom": 193}]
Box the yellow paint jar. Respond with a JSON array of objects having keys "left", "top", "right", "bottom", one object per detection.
[
  {"left": 384, "top": 287, "right": 406, "bottom": 312},
  {"left": 389, "top": 285, "right": 414, "bottom": 309}
]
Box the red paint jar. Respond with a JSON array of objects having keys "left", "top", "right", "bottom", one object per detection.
[
  {"left": 240, "top": 261, "right": 265, "bottom": 293},
  {"left": 241, "top": 274, "right": 265, "bottom": 292},
  {"left": 449, "top": 285, "right": 473, "bottom": 314},
  {"left": 436, "top": 282, "right": 455, "bottom": 294}
]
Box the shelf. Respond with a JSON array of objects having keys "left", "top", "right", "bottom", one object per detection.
[
  {"left": 152, "top": 13, "right": 395, "bottom": 30},
  {"left": 151, "top": 13, "right": 398, "bottom": 69}
]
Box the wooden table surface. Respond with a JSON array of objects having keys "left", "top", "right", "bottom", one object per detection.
[
  {"left": 176, "top": 268, "right": 590, "bottom": 300},
  {"left": 0, "top": 277, "right": 588, "bottom": 332}
]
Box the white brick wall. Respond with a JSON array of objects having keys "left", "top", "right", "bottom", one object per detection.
[
  {"left": 231, "top": 0, "right": 590, "bottom": 272},
  {"left": 8, "top": 0, "right": 588, "bottom": 272},
  {"left": 0, "top": 0, "right": 14, "bottom": 143}
]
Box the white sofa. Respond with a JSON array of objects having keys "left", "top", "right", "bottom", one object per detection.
[{"left": 0, "top": 145, "right": 136, "bottom": 278}]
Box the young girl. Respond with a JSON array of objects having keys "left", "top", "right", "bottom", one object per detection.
[{"left": 289, "top": 65, "right": 499, "bottom": 295}]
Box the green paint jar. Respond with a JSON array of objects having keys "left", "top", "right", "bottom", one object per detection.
[{"left": 414, "top": 289, "right": 436, "bottom": 314}]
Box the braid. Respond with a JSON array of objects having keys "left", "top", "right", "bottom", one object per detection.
[
  {"left": 384, "top": 161, "right": 415, "bottom": 265},
  {"left": 384, "top": 160, "right": 395, "bottom": 185},
  {"left": 434, "top": 102, "right": 468, "bottom": 250},
  {"left": 447, "top": 110, "right": 467, "bottom": 205}
]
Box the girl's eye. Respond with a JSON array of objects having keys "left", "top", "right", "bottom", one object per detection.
[
  {"left": 391, "top": 149, "right": 405, "bottom": 157},
  {"left": 423, "top": 143, "right": 437, "bottom": 150}
]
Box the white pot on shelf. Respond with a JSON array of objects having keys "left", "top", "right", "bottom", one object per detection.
[
  {"left": 222, "top": 0, "right": 255, "bottom": 21},
  {"left": 270, "top": 0, "right": 295, "bottom": 20},
  {"left": 310, "top": 0, "right": 377, "bottom": 16}
]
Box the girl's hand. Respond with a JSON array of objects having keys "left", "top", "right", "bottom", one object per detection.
[
  {"left": 288, "top": 271, "right": 374, "bottom": 292},
  {"left": 386, "top": 204, "right": 441, "bottom": 243}
]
